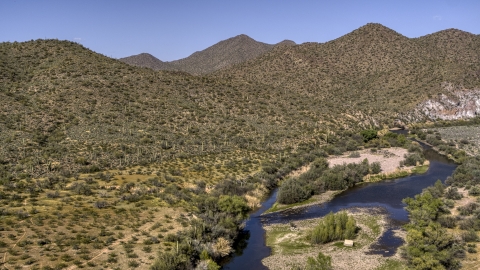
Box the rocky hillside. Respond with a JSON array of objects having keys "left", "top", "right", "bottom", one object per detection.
[
  {"left": 119, "top": 35, "right": 296, "bottom": 74},
  {"left": 407, "top": 83, "right": 480, "bottom": 121},
  {"left": 0, "top": 23, "right": 479, "bottom": 179},
  {"left": 119, "top": 53, "right": 177, "bottom": 71}
]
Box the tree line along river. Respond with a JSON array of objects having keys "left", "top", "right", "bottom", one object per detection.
[{"left": 223, "top": 137, "right": 457, "bottom": 270}]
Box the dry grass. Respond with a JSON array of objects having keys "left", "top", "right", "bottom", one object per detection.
[
  {"left": 0, "top": 150, "right": 277, "bottom": 269},
  {"left": 433, "top": 125, "right": 480, "bottom": 156},
  {"left": 0, "top": 171, "right": 187, "bottom": 269}
]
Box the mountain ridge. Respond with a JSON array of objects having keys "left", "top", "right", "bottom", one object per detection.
[
  {"left": 119, "top": 52, "right": 177, "bottom": 71},
  {"left": 119, "top": 23, "right": 478, "bottom": 76},
  {"left": 119, "top": 34, "right": 296, "bottom": 74},
  {"left": 1, "top": 23, "right": 479, "bottom": 178}
]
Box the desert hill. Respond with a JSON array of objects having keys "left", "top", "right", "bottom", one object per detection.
[
  {"left": 168, "top": 34, "right": 276, "bottom": 74},
  {"left": 119, "top": 34, "right": 296, "bottom": 74},
  {"left": 0, "top": 39, "right": 314, "bottom": 178},
  {"left": 1, "top": 23, "right": 479, "bottom": 179},
  {"left": 119, "top": 52, "right": 177, "bottom": 71},
  {"left": 213, "top": 23, "right": 480, "bottom": 118}
]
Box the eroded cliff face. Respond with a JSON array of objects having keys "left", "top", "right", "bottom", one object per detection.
[{"left": 406, "top": 83, "right": 480, "bottom": 121}]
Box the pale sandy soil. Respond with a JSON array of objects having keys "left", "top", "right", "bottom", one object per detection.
[
  {"left": 288, "top": 164, "right": 310, "bottom": 178},
  {"left": 262, "top": 208, "right": 405, "bottom": 270},
  {"left": 328, "top": 148, "right": 408, "bottom": 174}
]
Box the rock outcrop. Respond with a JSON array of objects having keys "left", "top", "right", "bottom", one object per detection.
[{"left": 410, "top": 82, "right": 480, "bottom": 120}]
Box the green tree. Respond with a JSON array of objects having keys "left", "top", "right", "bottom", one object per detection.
[
  {"left": 403, "top": 191, "right": 443, "bottom": 226},
  {"left": 277, "top": 178, "right": 310, "bottom": 204}
]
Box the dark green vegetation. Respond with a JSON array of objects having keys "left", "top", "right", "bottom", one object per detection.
[
  {"left": 447, "top": 156, "right": 480, "bottom": 188},
  {"left": 309, "top": 211, "right": 356, "bottom": 244},
  {"left": 401, "top": 142, "right": 426, "bottom": 166},
  {"left": 399, "top": 124, "right": 480, "bottom": 269},
  {"left": 278, "top": 158, "right": 369, "bottom": 204},
  {"left": 303, "top": 252, "right": 333, "bottom": 270},
  {"left": 402, "top": 181, "right": 463, "bottom": 270},
  {"left": 401, "top": 155, "right": 480, "bottom": 270}
]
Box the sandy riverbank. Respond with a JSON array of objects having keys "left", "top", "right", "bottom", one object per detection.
[{"left": 327, "top": 147, "right": 408, "bottom": 174}]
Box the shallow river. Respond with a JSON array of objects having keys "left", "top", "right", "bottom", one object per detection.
[{"left": 223, "top": 141, "right": 457, "bottom": 270}]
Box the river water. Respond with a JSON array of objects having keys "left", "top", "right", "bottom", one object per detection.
[{"left": 223, "top": 140, "right": 457, "bottom": 270}]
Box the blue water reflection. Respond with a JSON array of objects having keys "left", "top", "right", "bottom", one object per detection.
[{"left": 223, "top": 143, "right": 456, "bottom": 269}]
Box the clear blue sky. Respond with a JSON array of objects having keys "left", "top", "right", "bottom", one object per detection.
[{"left": 1, "top": 0, "right": 479, "bottom": 61}]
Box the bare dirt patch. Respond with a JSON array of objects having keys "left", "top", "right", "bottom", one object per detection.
[{"left": 328, "top": 148, "right": 408, "bottom": 174}]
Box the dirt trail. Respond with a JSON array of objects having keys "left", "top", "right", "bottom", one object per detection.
[{"left": 3, "top": 221, "right": 27, "bottom": 264}]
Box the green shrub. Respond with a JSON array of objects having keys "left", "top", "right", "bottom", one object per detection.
[
  {"left": 445, "top": 187, "right": 463, "bottom": 200},
  {"left": 370, "top": 162, "right": 381, "bottom": 174},
  {"left": 277, "top": 178, "right": 310, "bottom": 204},
  {"left": 457, "top": 203, "right": 479, "bottom": 216},
  {"left": 461, "top": 230, "right": 479, "bottom": 242},
  {"left": 403, "top": 153, "right": 425, "bottom": 166},
  {"left": 469, "top": 186, "right": 480, "bottom": 196},
  {"left": 438, "top": 215, "right": 456, "bottom": 228},
  {"left": 348, "top": 151, "right": 361, "bottom": 158},
  {"left": 128, "top": 260, "right": 140, "bottom": 268}
]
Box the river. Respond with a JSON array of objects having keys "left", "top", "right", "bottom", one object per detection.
[{"left": 222, "top": 140, "right": 457, "bottom": 270}]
